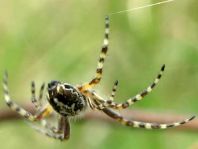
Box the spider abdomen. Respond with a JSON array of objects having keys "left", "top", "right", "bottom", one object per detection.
[{"left": 47, "top": 81, "right": 87, "bottom": 117}]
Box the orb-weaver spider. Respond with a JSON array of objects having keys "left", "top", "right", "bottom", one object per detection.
[{"left": 3, "top": 16, "right": 195, "bottom": 141}]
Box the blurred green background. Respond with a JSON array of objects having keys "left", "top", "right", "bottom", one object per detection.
[{"left": 0, "top": 0, "right": 198, "bottom": 149}]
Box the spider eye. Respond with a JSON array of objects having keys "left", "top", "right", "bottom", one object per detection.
[
  {"left": 48, "top": 80, "right": 60, "bottom": 90},
  {"left": 64, "top": 84, "right": 73, "bottom": 89}
]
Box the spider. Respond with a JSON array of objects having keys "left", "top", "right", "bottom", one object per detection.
[{"left": 3, "top": 16, "right": 195, "bottom": 141}]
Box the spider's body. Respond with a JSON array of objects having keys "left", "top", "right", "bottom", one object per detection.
[
  {"left": 47, "top": 81, "right": 87, "bottom": 117},
  {"left": 3, "top": 16, "right": 195, "bottom": 141}
]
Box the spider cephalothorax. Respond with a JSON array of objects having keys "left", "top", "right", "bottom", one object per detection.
[
  {"left": 47, "top": 81, "right": 87, "bottom": 117},
  {"left": 3, "top": 16, "right": 195, "bottom": 141}
]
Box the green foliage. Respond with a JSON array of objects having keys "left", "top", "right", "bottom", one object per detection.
[{"left": 0, "top": 0, "right": 198, "bottom": 149}]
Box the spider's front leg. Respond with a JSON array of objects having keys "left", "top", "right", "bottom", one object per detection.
[
  {"left": 3, "top": 72, "right": 52, "bottom": 121},
  {"left": 102, "top": 108, "right": 195, "bottom": 129},
  {"left": 79, "top": 16, "right": 110, "bottom": 91},
  {"left": 31, "top": 81, "right": 45, "bottom": 110}
]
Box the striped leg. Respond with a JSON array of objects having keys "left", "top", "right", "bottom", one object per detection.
[
  {"left": 31, "top": 81, "right": 38, "bottom": 109},
  {"left": 38, "top": 83, "right": 45, "bottom": 105},
  {"left": 109, "top": 80, "right": 119, "bottom": 101},
  {"left": 30, "top": 116, "right": 70, "bottom": 141},
  {"left": 103, "top": 108, "right": 195, "bottom": 129},
  {"left": 3, "top": 72, "right": 53, "bottom": 121},
  {"left": 103, "top": 64, "right": 165, "bottom": 110},
  {"left": 79, "top": 16, "right": 110, "bottom": 91},
  {"left": 31, "top": 81, "right": 45, "bottom": 110}
]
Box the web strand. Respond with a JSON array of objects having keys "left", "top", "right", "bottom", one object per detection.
[{"left": 109, "top": 0, "right": 174, "bottom": 16}]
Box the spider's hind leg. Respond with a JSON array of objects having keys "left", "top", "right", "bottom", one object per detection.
[
  {"left": 102, "top": 108, "right": 195, "bottom": 129},
  {"left": 79, "top": 16, "right": 110, "bottom": 91}
]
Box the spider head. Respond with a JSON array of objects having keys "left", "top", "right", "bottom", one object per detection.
[{"left": 47, "top": 80, "right": 87, "bottom": 117}]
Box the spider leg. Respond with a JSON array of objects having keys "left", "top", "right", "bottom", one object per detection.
[
  {"left": 31, "top": 81, "right": 45, "bottom": 110},
  {"left": 102, "top": 108, "right": 195, "bottom": 129},
  {"left": 31, "top": 81, "right": 37, "bottom": 107},
  {"left": 38, "top": 83, "right": 45, "bottom": 107},
  {"left": 3, "top": 72, "right": 53, "bottom": 121},
  {"left": 103, "top": 65, "right": 165, "bottom": 110},
  {"left": 31, "top": 116, "right": 70, "bottom": 141},
  {"left": 87, "top": 80, "right": 118, "bottom": 108},
  {"left": 58, "top": 116, "right": 70, "bottom": 140},
  {"left": 79, "top": 16, "right": 110, "bottom": 91},
  {"left": 109, "top": 80, "right": 118, "bottom": 101}
]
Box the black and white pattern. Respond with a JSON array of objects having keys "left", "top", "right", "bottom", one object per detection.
[{"left": 3, "top": 16, "right": 195, "bottom": 141}]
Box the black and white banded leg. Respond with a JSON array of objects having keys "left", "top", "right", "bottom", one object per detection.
[
  {"left": 79, "top": 16, "right": 110, "bottom": 91},
  {"left": 103, "top": 108, "right": 195, "bottom": 129},
  {"left": 109, "top": 80, "right": 119, "bottom": 101},
  {"left": 31, "top": 81, "right": 45, "bottom": 110},
  {"left": 103, "top": 64, "right": 165, "bottom": 110},
  {"left": 3, "top": 72, "right": 53, "bottom": 121}
]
